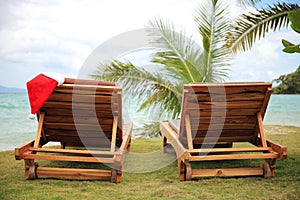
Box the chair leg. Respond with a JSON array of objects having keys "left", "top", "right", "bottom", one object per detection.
[
  {"left": 111, "top": 169, "right": 122, "bottom": 183},
  {"left": 60, "top": 142, "right": 66, "bottom": 149},
  {"left": 261, "top": 161, "right": 271, "bottom": 178},
  {"left": 178, "top": 160, "right": 186, "bottom": 181},
  {"left": 127, "top": 144, "right": 131, "bottom": 152},
  {"left": 111, "top": 163, "right": 122, "bottom": 183},
  {"left": 163, "top": 136, "right": 168, "bottom": 153},
  {"left": 267, "top": 158, "right": 277, "bottom": 178},
  {"left": 25, "top": 160, "right": 38, "bottom": 180},
  {"left": 185, "top": 162, "right": 192, "bottom": 181}
]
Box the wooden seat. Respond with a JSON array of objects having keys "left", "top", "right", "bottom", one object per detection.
[
  {"left": 15, "top": 78, "right": 132, "bottom": 183},
  {"left": 160, "top": 82, "right": 287, "bottom": 181}
]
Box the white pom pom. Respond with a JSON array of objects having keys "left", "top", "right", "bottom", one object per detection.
[{"left": 29, "top": 113, "right": 36, "bottom": 119}]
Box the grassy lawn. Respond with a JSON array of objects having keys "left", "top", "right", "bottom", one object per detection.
[{"left": 0, "top": 125, "right": 299, "bottom": 200}]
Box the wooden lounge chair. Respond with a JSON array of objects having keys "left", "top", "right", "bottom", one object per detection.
[
  {"left": 15, "top": 78, "right": 132, "bottom": 183},
  {"left": 160, "top": 82, "right": 287, "bottom": 181}
]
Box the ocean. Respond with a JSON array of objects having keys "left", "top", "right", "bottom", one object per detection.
[{"left": 0, "top": 93, "right": 299, "bottom": 151}]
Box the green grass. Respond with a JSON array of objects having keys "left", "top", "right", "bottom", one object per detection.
[{"left": 1, "top": 125, "right": 299, "bottom": 200}]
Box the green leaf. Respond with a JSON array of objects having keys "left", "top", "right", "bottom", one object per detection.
[
  {"left": 282, "top": 44, "right": 300, "bottom": 54},
  {"left": 282, "top": 39, "right": 294, "bottom": 47},
  {"left": 288, "top": 10, "right": 300, "bottom": 34}
]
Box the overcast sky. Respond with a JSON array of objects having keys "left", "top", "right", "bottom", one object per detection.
[{"left": 0, "top": 0, "right": 299, "bottom": 88}]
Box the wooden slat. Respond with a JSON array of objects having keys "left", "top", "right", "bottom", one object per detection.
[
  {"left": 43, "top": 101, "right": 113, "bottom": 110},
  {"left": 188, "top": 147, "right": 272, "bottom": 153},
  {"left": 191, "top": 133, "right": 254, "bottom": 145},
  {"left": 185, "top": 114, "right": 193, "bottom": 150},
  {"left": 187, "top": 92, "right": 265, "bottom": 102},
  {"left": 179, "top": 89, "right": 189, "bottom": 139},
  {"left": 55, "top": 84, "right": 119, "bottom": 94},
  {"left": 189, "top": 152, "right": 279, "bottom": 161},
  {"left": 45, "top": 138, "right": 113, "bottom": 147},
  {"left": 34, "top": 113, "right": 45, "bottom": 148},
  {"left": 194, "top": 129, "right": 254, "bottom": 138},
  {"left": 257, "top": 112, "right": 267, "bottom": 147},
  {"left": 45, "top": 129, "right": 111, "bottom": 137},
  {"left": 23, "top": 153, "right": 115, "bottom": 163},
  {"left": 48, "top": 93, "right": 113, "bottom": 103},
  {"left": 110, "top": 116, "right": 118, "bottom": 152},
  {"left": 191, "top": 168, "right": 263, "bottom": 178},
  {"left": 43, "top": 109, "right": 114, "bottom": 118},
  {"left": 45, "top": 116, "right": 113, "bottom": 124},
  {"left": 186, "top": 101, "right": 262, "bottom": 110},
  {"left": 260, "top": 87, "right": 272, "bottom": 119},
  {"left": 192, "top": 136, "right": 253, "bottom": 143},
  {"left": 185, "top": 83, "right": 271, "bottom": 94},
  {"left": 28, "top": 147, "right": 118, "bottom": 156},
  {"left": 116, "top": 90, "right": 123, "bottom": 145},
  {"left": 190, "top": 116, "right": 257, "bottom": 124},
  {"left": 44, "top": 123, "right": 112, "bottom": 131},
  {"left": 194, "top": 128, "right": 254, "bottom": 134},
  {"left": 188, "top": 109, "right": 259, "bottom": 117},
  {"left": 37, "top": 167, "right": 112, "bottom": 179},
  {"left": 191, "top": 123, "right": 256, "bottom": 131}
]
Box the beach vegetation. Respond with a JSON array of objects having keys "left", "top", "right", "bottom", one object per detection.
[{"left": 273, "top": 66, "right": 300, "bottom": 94}]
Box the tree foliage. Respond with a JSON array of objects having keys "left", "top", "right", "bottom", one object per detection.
[
  {"left": 282, "top": 10, "right": 300, "bottom": 54},
  {"left": 273, "top": 66, "right": 300, "bottom": 94},
  {"left": 226, "top": 2, "right": 299, "bottom": 54}
]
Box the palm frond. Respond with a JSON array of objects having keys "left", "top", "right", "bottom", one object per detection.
[
  {"left": 148, "top": 18, "right": 204, "bottom": 83},
  {"left": 91, "top": 60, "right": 183, "bottom": 118},
  {"left": 136, "top": 122, "right": 161, "bottom": 138},
  {"left": 226, "top": 2, "right": 300, "bottom": 54},
  {"left": 195, "top": 0, "right": 232, "bottom": 82}
]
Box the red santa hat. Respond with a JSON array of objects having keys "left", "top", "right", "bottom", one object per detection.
[{"left": 26, "top": 72, "right": 65, "bottom": 119}]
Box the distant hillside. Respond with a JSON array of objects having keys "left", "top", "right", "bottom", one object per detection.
[
  {"left": 0, "top": 85, "right": 26, "bottom": 93},
  {"left": 273, "top": 66, "right": 300, "bottom": 94}
]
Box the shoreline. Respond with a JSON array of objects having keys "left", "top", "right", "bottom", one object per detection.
[{"left": 2, "top": 124, "right": 299, "bottom": 152}]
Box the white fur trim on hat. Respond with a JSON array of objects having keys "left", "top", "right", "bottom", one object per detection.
[
  {"left": 42, "top": 72, "right": 65, "bottom": 86},
  {"left": 29, "top": 113, "right": 36, "bottom": 120}
]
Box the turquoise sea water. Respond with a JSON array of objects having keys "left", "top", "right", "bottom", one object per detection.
[{"left": 0, "top": 93, "right": 299, "bottom": 151}]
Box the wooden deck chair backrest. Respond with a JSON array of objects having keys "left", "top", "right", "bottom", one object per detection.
[
  {"left": 178, "top": 82, "right": 272, "bottom": 149},
  {"left": 37, "top": 78, "right": 123, "bottom": 150}
]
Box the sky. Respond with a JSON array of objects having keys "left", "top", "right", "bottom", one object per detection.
[{"left": 0, "top": 0, "right": 299, "bottom": 89}]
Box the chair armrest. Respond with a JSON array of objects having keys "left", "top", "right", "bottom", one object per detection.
[
  {"left": 160, "top": 122, "right": 189, "bottom": 160},
  {"left": 114, "top": 122, "right": 132, "bottom": 163},
  {"left": 15, "top": 140, "right": 35, "bottom": 160},
  {"left": 267, "top": 139, "right": 287, "bottom": 159}
]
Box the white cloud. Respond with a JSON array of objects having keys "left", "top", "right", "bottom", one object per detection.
[
  {"left": 0, "top": 0, "right": 201, "bottom": 88},
  {"left": 257, "top": 39, "right": 280, "bottom": 62}
]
